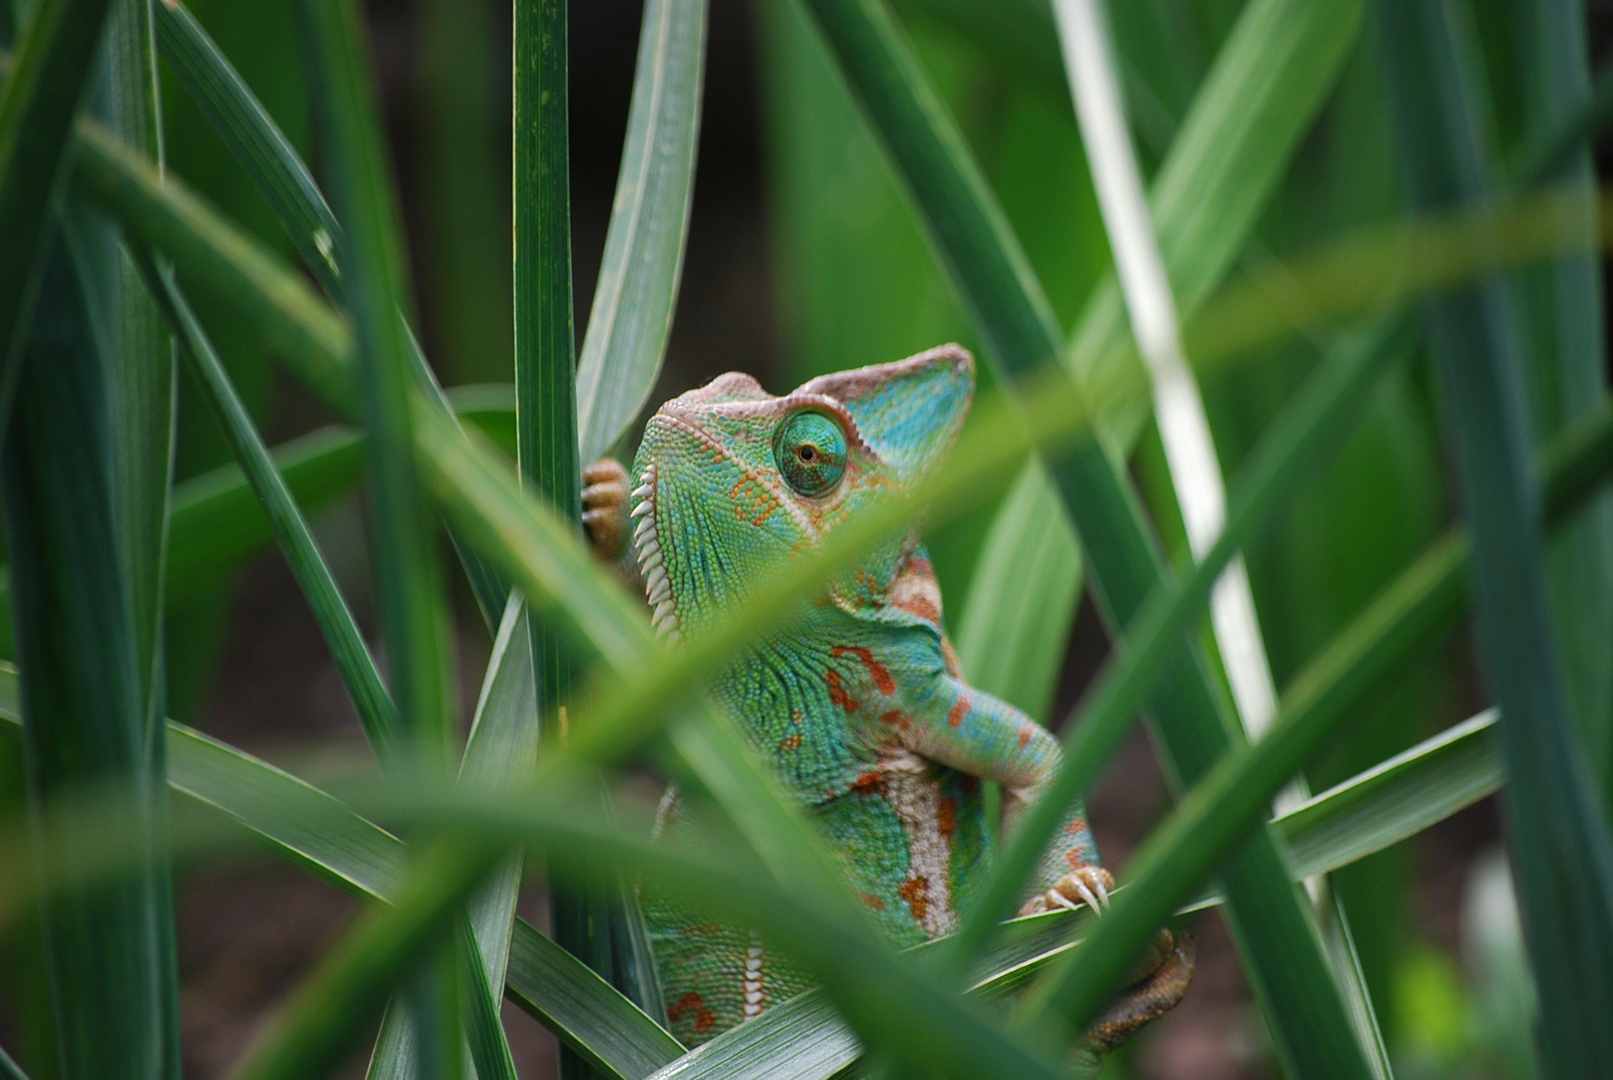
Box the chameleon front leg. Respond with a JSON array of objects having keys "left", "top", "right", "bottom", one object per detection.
[{"left": 894, "top": 664, "right": 1195, "bottom": 1049}]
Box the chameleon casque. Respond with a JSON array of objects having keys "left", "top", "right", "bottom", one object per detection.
[{"left": 583, "top": 344, "right": 1194, "bottom": 1052}]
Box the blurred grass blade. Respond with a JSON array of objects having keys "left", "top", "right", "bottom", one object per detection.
[
  {"left": 575, "top": 0, "right": 706, "bottom": 462},
  {"left": 298, "top": 0, "right": 472, "bottom": 1072},
  {"left": 1507, "top": 0, "right": 1613, "bottom": 804},
  {"left": 0, "top": 0, "right": 118, "bottom": 424},
  {"left": 0, "top": 219, "right": 171, "bottom": 1078},
  {"left": 459, "top": 597, "right": 540, "bottom": 1007},
  {"left": 0, "top": 1044, "right": 27, "bottom": 1080},
  {"left": 951, "top": 459, "right": 1081, "bottom": 720},
  {"left": 150, "top": 0, "right": 508, "bottom": 626},
  {"left": 0, "top": 670, "right": 667, "bottom": 1080},
  {"left": 298, "top": 0, "right": 454, "bottom": 759},
  {"left": 230, "top": 838, "right": 499, "bottom": 1080},
  {"left": 151, "top": 0, "right": 341, "bottom": 296},
  {"left": 72, "top": 119, "right": 355, "bottom": 407},
  {"left": 1068, "top": 0, "right": 1366, "bottom": 396},
  {"left": 139, "top": 255, "right": 399, "bottom": 755},
  {"left": 1379, "top": 4, "right": 1613, "bottom": 1074}
]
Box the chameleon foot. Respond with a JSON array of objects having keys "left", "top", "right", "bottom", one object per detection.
[
  {"left": 1019, "top": 865, "right": 1114, "bottom": 916},
  {"left": 1085, "top": 929, "right": 1196, "bottom": 1051},
  {"left": 583, "top": 457, "right": 629, "bottom": 561}
]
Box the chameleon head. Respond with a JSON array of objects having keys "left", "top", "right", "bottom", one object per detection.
[{"left": 629, "top": 344, "right": 975, "bottom": 641}]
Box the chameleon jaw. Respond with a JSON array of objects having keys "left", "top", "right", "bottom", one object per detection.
[{"left": 632, "top": 463, "right": 684, "bottom": 645}]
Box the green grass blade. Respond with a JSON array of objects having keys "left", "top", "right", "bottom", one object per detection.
[
  {"left": 0, "top": 224, "right": 169, "bottom": 1078},
  {"left": 139, "top": 255, "right": 399, "bottom": 754},
  {"left": 1506, "top": 0, "right": 1613, "bottom": 802},
  {"left": 951, "top": 460, "right": 1081, "bottom": 721},
  {"left": 0, "top": 0, "right": 117, "bottom": 423},
  {"left": 1277, "top": 710, "right": 1500, "bottom": 882},
  {"left": 146, "top": 1, "right": 509, "bottom": 625},
  {"left": 297, "top": 0, "right": 454, "bottom": 760},
  {"left": 459, "top": 598, "right": 540, "bottom": 1006},
  {"left": 0, "top": 1043, "right": 28, "bottom": 1080},
  {"left": 512, "top": 0, "right": 611, "bottom": 1054},
  {"left": 151, "top": 0, "right": 340, "bottom": 295},
  {"left": 574, "top": 0, "right": 706, "bottom": 462},
  {"left": 505, "top": 922, "right": 683, "bottom": 1080},
  {"left": 71, "top": 118, "right": 354, "bottom": 407},
  {"left": 98, "top": 7, "right": 183, "bottom": 1069},
  {"left": 1379, "top": 4, "right": 1613, "bottom": 1074}
]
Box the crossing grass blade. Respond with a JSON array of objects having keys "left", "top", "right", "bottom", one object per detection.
[
  {"left": 151, "top": 0, "right": 341, "bottom": 295},
  {"left": 0, "top": 0, "right": 117, "bottom": 426},
  {"left": 1504, "top": 0, "right": 1613, "bottom": 802},
  {"left": 1379, "top": 3, "right": 1613, "bottom": 1075},
  {"left": 574, "top": 0, "right": 706, "bottom": 462},
  {"left": 138, "top": 255, "right": 399, "bottom": 754},
  {"left": 296, "top": 0, "right": 454, "bottom": 760},
  {"left": 1275, "top": 710, "right": 1500, "bottom": 885},
  {"left": 0, "top": 216, "right": 172, "bottom": 1078}
]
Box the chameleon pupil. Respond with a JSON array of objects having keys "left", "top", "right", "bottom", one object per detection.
[{"left": 776, "top": 411, "right": 846, "bottom": 496}]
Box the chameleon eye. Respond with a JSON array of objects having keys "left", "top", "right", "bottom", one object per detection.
[{"left": 775, "top": 410, "right": 847, "bottom": 497}]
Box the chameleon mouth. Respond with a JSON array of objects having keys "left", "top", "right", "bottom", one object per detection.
[{"left": 631, "top": 463, "right": 683, "bottom": 645}]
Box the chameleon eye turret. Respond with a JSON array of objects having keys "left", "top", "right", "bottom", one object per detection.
[{"left": 774, "top": 409, "right": 848, "bottom": 497}]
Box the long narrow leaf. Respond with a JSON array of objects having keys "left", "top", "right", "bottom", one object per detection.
[
  {"left": 1379, "top": 4, "right": 1613, "bottom": 1074},
  {"left": 574, "top": 0, "right": 706, "bottom": 462},
  {"left": 0, "top": 0, "right": 117, "bottom": 420},
  {"left": 140, "top": 256, "right": 398, "bottom": 752}
]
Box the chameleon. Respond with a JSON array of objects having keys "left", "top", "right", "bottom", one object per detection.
[{"left": 582, "top": 344, "right": 1194, "bottom": 1052}]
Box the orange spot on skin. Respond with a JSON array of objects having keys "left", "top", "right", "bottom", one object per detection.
[
  {"left": 1018, "top": 725, "right": 1034, "bottom": 750},
  {"left": 826, "top": 670, "right": 860, "bottom": 713},
  {"left": 858, "top": 891, "right": 886, "bottom": 911},
  {"left": 790, "top": 711, "right": 803, "bottom": 724},
  {"left": 831, "top": 645, "right": 896, "bottom": 694},
  {"left": 947, "top": 696, "right": 971, "bottom": 728},
  {"left": 853, "top": 771, "right": 885, "bottom": 797},
  {"left": 1065, "top": 850, "right": 1094, "bottom": 871},
  {"left": 878, "top": 709, "right": 908, "bottom": 729},
  {"left": 938, "top": 796, "right": 957, "bottom": 840},
  {"left": 897, "top": 877, "right": 931, "bottom": 922},
  {"left": 1064, "top": 818, "right": 1090, "bottom": 836},
  {"left": 669, "top": 992, "right": 703, "bottom": 1020},
  {"left": 693, "top": 1010, "right": 717, "bottom": 1032},
  {"left": 729, "top": 476, "right": 780, "bottom": 526},
  {"left": 780, "top": 733, "right": 803, "bottom": 751}
]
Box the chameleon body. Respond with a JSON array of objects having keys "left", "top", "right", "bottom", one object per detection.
[{"left": 586, "top": 345, "right": 1190, "bottom": 1048}]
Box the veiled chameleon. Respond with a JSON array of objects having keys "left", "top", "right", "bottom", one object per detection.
[{"left": 583, "top": 345, "right": 1193, "bottom": 1051}]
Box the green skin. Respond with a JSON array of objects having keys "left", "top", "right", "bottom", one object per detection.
[{"left": 591, "top": 345, "right": 1189, "bottom": 1048}]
